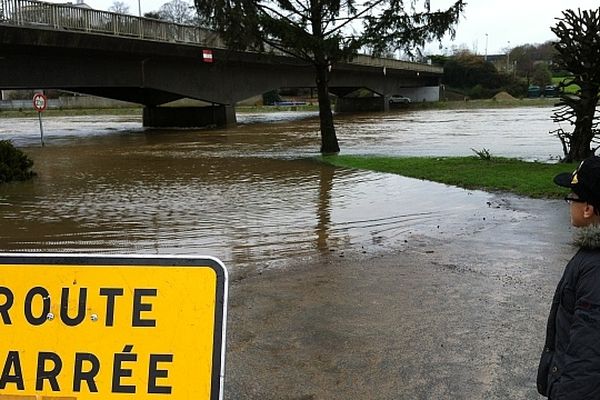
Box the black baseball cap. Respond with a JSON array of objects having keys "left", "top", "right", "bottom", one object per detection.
[{"left": 554, "top": 156, "right": 600, "bottom": 202}]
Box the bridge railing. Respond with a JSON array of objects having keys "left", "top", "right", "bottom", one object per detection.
[
  {"left": 351, "top": 54, "right": 443, "bottom": 74},
  {"left": 0, "top": 0, "right": 223, "bottom": 47}
]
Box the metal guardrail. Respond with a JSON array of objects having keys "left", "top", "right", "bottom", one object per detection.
[
  {"left": 0, "top": 0, "right": 223, "bottom": 47},
  {"left": 0, "top": 0, "right": 441, "bottom": 74}
]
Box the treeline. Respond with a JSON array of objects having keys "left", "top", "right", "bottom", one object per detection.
[{"left": 432, "top": 41, "right": 561, "bottom": 99}]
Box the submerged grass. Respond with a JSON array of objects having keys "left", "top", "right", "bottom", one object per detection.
[{"left": 322, "top": 155, "right": 576, "bottom": 199}]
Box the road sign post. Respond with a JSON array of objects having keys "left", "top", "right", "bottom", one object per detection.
[
  {"left": 0, "top": 254, "right": 228, "bottom": 400},
  {"left": 32, "top": 92, "right": 47, "bottom": 147}
]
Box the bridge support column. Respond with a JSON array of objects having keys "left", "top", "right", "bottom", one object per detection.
[
  {"left": 335, "top": 97, "right": 386, "bottom": 113},
  {"left": 143, "top": 105, "right": 236, "bottom": 128}
]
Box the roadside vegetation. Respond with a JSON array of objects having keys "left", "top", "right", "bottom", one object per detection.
[
  {"left": 407, "top": 97, "right": 557, "bottom": 110},
  {"left": 434, "top": 45, "right": 560, "bottom": 101},
  {"left": 321, "top": 155, "right": 575, "bottom": 199},
  {"left": 431, "top": 40, "right": 581, "bottom": 102},
  {"left": 0, "top": 140, "right": 35, "bottom": 184}
]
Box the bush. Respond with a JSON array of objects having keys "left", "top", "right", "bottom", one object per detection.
[
  {"left": 0, "top": 140, "right": 35, "bottom": 183},
  {"left": 262, "top": 90, "right": 282, "bottom": 106},
  {"left": 467, "top": 84, "right": 494, "bottom": 99},
  {"left": 501, "top": 81, "right": 528, "bottom": 98}
]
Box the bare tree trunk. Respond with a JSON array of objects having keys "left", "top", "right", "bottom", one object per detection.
[
  {"left": 315, "top": 63, "right": 339, "bottom": 154},
  {"left": 567, "top": 130, "right": 593, "bottom": 162}
]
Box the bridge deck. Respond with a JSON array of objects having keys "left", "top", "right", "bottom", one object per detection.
[{"left": 0, "top": 0, "right": 442, "bottom": 75}]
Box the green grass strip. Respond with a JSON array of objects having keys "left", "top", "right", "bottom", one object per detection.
[
  {"left": 321, "top": 155, "right": 576, "bottom": 199},
  {"left": 552, "top": 77, "right": 580, "bottom": 94}
]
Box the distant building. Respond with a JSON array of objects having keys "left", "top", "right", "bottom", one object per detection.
[{"left": 56, "top": 0, "right": 93, "bottom": 9}]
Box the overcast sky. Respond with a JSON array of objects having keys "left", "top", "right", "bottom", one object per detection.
[
  {"left": 425, "top": 0, "right": 599, "bottom": 55},
  {"left": 49, "top": 0, "right": 598, "bottom": 55}
]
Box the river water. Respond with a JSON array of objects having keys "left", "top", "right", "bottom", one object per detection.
[{"left": 0, "top": 106, "right": 562, "bottom": 275}]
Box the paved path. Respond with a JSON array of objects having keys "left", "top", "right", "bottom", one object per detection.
[{"left": 224, "top": 195, "right": 573, "bottom": 399}]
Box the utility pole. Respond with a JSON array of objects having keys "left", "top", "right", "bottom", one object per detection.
[
  {"left": 484, "top": 33, "right": 488, "bottom": 61},
  {"left": 507, "top": 41, "right": 511, "bottom": 72}
]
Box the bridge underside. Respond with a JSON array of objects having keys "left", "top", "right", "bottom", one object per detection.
[{"left": 0, "top": 25, "right": 442, "bottom": 127}]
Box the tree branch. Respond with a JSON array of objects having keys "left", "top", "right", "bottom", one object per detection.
[
  {"left": 256, "top": 2, "right": 306, "bottom": 31},
  {"left": 262, "top": 36, "right": 315, "bottom": 64},
  {"left": 323, "top": 0, "right": 387, "bottom": 37}
]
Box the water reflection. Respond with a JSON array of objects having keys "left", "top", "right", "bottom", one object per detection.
[
  {"left": 316, "top": 166, "right": 334, "bottom": 252},
  {"left": 0, "top": 108, "right": 542, "bottom": 274}
]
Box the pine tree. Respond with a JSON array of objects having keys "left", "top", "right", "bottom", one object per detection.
[{"left": 195, "top": 0, "right": 465, "bottom": 153}]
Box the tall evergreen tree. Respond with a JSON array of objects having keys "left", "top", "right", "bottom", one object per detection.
[
  {"left": 195, "top": 0, "right": 465, "bottom": 153},
  {"left": 550, "top": 8, "right": 600, "bottom": 162}
]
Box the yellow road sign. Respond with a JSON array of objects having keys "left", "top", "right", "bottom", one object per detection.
[{"left": 0, "top": 254, "right": 228, "bottom": 400}]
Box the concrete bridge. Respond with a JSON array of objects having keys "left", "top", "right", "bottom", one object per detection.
[{"left": 0, "top": 0, "right": 443, "bottom": 127}]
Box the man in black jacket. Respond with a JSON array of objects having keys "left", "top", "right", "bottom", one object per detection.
[{"left": 538, "top": 156, "right": 600, "bottom": 399}]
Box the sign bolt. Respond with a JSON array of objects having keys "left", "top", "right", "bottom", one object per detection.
[
  {"left": 46, "top": 313, "right": 55, "bottom": 321},
  {"left": 91, "top": 314, "right": 99, "bottom": 322}
]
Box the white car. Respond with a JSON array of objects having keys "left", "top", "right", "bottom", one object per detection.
[{"left": 389, "top": 94, "right": 411, "bottom": 104}]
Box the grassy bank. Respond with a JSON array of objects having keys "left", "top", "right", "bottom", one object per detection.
[
  {"left": 0, "top": 107, "right": 143, "bottom": 118},
  {"left": 322, "top": 155, "right": 576, "bottom": 198},
  {"left": 408, "top": 97, "right": 558, "bottom": 111}
]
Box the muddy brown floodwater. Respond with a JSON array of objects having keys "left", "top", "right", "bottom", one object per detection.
[
  {"left": 0, "top": 107, "right": 562, "bottom": 273},
  {"left": 0, "top": 106, "right": 573, "bottom": 398}
]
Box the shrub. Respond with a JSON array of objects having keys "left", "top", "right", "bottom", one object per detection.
[
  {"left": 262, "top": 90, "right": 282, "bottom": 105},
  {"left": 0, "top": 140, "right": 35, "bottom": 184},
  {"left": 467, "top": 84, "right": 494, "bottom": 99},
  {"left": 471, "top": 147, "right": 492, "bottom": 160}
]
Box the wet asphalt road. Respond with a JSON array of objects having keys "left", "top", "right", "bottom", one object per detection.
[{"left": 224, "top": 195, "right": 573, "bottom": 399}]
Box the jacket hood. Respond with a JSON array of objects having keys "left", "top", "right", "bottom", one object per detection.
[{"left": 574, "top": 224, "right": 600, "bottom": 249}]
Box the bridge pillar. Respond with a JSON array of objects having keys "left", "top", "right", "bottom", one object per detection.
[
  {"left": 334, "top": 97, "right": 386, "bottom": 113},
  {"left": 142, "top": 105, "right": 236, "bottom": 128}
]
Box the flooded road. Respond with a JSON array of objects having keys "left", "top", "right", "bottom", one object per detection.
[{"left": 0, "top": 106, "right": 561, "bottom": 275}]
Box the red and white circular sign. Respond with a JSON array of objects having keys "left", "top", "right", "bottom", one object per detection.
[
  {"left": 202, "top": 49, "right": 214, "bottom": 63},
  {"left": 33, "top": 93, "right": 48, "bottom": 112}
]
